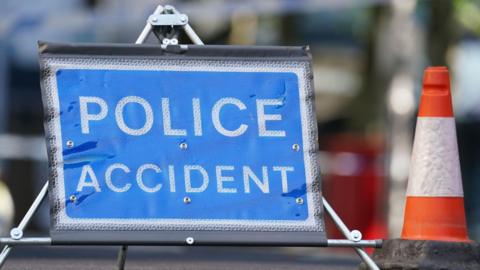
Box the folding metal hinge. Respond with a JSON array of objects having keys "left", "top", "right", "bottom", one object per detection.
[{"left": 148, "top": 13, "right": 188, "bottom": 26}]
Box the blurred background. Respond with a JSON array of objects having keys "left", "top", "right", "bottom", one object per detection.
[{"left": 0, "top": 0, "right": 479, "bottom": 246}]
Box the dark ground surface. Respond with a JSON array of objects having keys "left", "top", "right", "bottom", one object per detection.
[{"left": 1, "top": 245, "right": 361, "bottom": 270}]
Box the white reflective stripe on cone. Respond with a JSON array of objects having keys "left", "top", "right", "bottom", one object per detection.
[{"left": 406, "top": 117, "right": 463, "bottom": 197}]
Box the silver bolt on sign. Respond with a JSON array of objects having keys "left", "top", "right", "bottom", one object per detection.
[
  {"left": 66, "top": 140, "right": 74, "bottom": 148},
  {"left": 179, "top": 142, "right": 188, "bottom": 150},
  {"left": 186, "top": 237, "right": 194, "bottom": 245},
  {"left": 351, "top": 230, "right": 363, "bottom": 242},
  {"left": 292, "top": 144, "right": 300, "bottom": 151},
  {"left": 10, "top": 228, "right": 23, "bottom": 240},
  {"left": 295, "top": 198, "right": 304, "bottom": 205}
]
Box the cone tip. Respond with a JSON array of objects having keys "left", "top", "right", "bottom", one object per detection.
[
  {"left": 418, "top": 66, "right": 454, "bottom": 117},
  {"left": 423, "top": 66, "right": 450, "bottom": 88}
]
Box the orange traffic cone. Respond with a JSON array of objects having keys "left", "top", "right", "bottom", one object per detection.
[
  {"left": 401, "top": 66, "right": 470, "bottom": 242},
  {"left": 360, "top": 67, "right": 479, "bottom": 270}
]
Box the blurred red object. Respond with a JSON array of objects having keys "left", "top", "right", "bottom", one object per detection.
[{"left": 320, "top": 133, "right": 387, "bottom": 248}]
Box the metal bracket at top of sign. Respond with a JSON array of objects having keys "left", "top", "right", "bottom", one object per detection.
[
  {"left": 148, "top": 13, "right": 188, "bottom": 26},
  {"left": 136, "top": 5, "right": 204, "bottom": 46},
  {"left": 0, "top": 4, "right": 380, "bottom": 270}
]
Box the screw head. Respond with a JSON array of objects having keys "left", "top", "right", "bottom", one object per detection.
[
  {"left": 183, "top": 196, "right": 191, "bottom": 204},
  {"left": 295, "top": 197, "right": 304, "bottom": 205},
  {"left": 151, "top": 17, "right": 158, "bottom": 22},
  {"left": 292, "top": 144, "right": 300, "bottom": 151},
  {"left": 351, "top": 230, "right": 362, "bottom": 242},
  {"left": 180, "top": 15, "right": 187, "bottom": 22},
  {"left": 66, "top": 140, "right": 74, "bottom": 148},
  {"left": 10, "top": 228, "right": 23, "bottom": 240},
  {"left": 179, "top": 142, "right": 188, "bottom": 150},
  {"left": 69, "top": 195, "right": 77, "bottom": 203},
  {"left": 186, "top": 237, "right": 194, "bottom": 245}
]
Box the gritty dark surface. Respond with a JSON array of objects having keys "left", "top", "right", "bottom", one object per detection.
[
  {"left": 2, "top": 245, "right": 361, "bottom": 270},
  {"left": 359, "top": 239, "right": 480, "bottom": 270}
]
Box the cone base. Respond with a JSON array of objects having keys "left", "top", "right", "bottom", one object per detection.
[
  {"left": 358, "top": 239, "right": 480, "bottom": 270},
  {"left": 401, "top": 196, "right": 470, "bottom": 242}
]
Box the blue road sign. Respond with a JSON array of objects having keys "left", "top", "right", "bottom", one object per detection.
[
  {"left": 40, "top": 43, "right": 324, "bottom": 239},
  {"left": 59, "top": 69, "right": 308, "bottom": 220}
]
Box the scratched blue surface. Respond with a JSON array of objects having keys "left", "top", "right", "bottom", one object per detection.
[{"left": 56, "top": 69, "right": 308, "bottom": 220}]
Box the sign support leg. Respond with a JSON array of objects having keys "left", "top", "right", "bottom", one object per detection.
[
  {"left": 0, "top": 181, "right": 49, "bottom": 268},
  {"left": 135, "top": 5, "right": 165, "bottom": 44},
  {"left": 323, "top": 198, "right": 380, "bottom": 270},
  {"left": 0, "top": 246, "right": 12, "bottom": 269},
  {"left": 116, "top": 245, "right": 128, "bottom": 270}
]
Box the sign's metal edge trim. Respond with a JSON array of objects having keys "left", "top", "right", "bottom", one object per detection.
[
  {"left": 50, "top": 231, "right": 328, "bottom": 246},
  {"left": 38, "top": 41, "right": 311, "bottom": 60}
]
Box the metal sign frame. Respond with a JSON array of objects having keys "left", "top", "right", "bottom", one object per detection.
[
  {"left": 39, "top": 42, "right": 326, "bottom": 244},
  {"left": 0, "top": 5, "right": 381, "bottom": 270}
]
